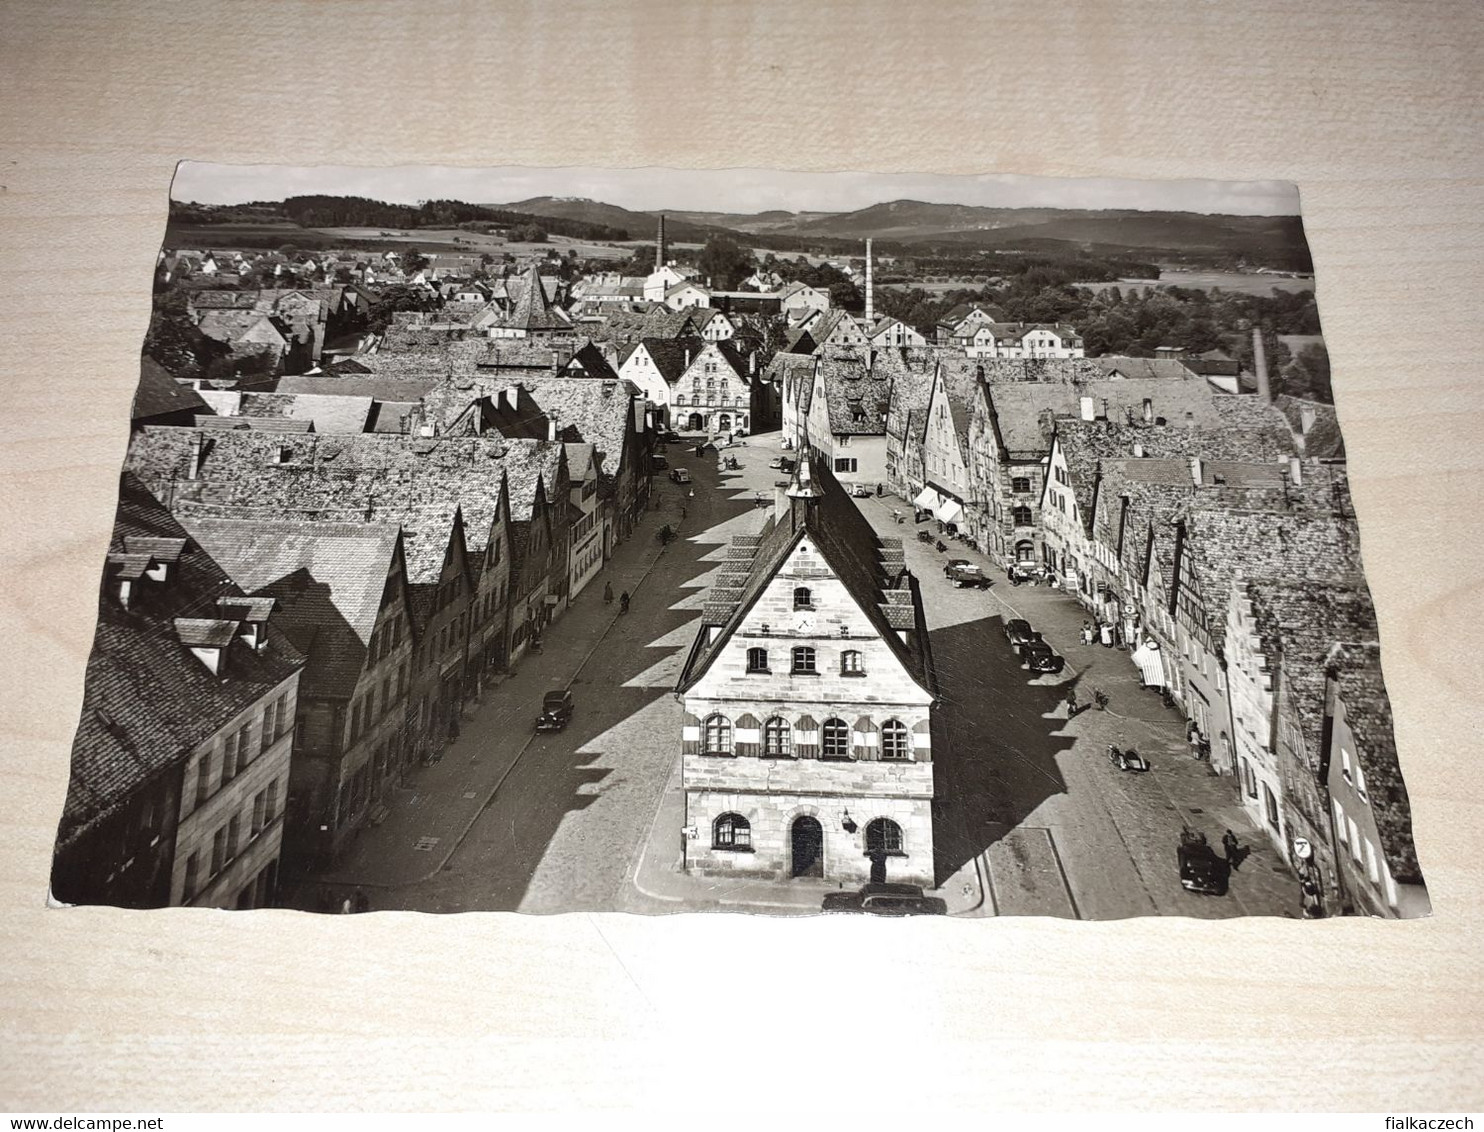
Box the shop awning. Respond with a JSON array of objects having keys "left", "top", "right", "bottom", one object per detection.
[
  {"left": 937, "top": 499, "right": 963, "bottom": 524},
  {"left": 912, "top": 487, "right": 941, "bottom": 510},
  {"left": 1131, "top": 641, "right": 1165, "bottom": 688}
]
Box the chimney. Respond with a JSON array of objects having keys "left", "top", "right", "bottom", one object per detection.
[
  {"left": 684, "top": 346, "right": 692, "bottom": 370},
  {"left": 1184, "top": 410, "right": 1196, "bottom": 428},
  {"left": 1253, "top": 328, "right": 1271, "bottom": 403},
  {"left": 1190, "top": 456, "right": 1204, "bottom": 486},
  {"left": 1288, "top": 456, "right": 1303, "bottom": 485},
  {"left": 1079, "top": 396, "right": 1095, "bottom": 421},
  {"left": 1143, "top": 397, "right": 1153, "bottom": 423},
  {"left": 602, "top": 380, "right": 616, "bottom": 398},
  {"left": 1132, "top": 441, "right": 1144, "bottom": 458},
  {"left": 1100, "top": 397, "right": 1110, "bottom": 420},
  {"left": 864, "top": 238, "right": 874, "bottom": 324},
  {"left": 749, "top": 350, "right": 757, "bottom": 376},
  {"left": 1299, "top": 404, "right": 1316, "bottom": 434},
  {"left": 547, "top": 417, "right": 558, "bottom": 442}
]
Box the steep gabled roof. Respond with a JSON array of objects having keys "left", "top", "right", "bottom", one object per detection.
[
  {"left": 500, "top": 264, "right": 569, "bottom": 332},
  {"left": 60, "top": 476, "right": 305, "bottom": 845},
  {"left": 676, "top": 455, "right": 934, "bottom": 696},
  {"left": 1325, "top": 643, "right": 1421, "bottom": 884},
  {"left": 134, "top": 357, "right": 211, "bottom": 422}
]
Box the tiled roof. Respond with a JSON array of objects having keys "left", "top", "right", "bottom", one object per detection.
[
  {"left": 817, "top": 351, "right": 892, "bottom": 437},
  {"left": 1180, "top": 507, "right": 1363, "bottom": 646},
  {"left": 500, "top": 265, "right": 569, "bottom": 331},
  {"left": 58, "top": 475, "right": 305, "bottom": 846},
  {"left": 676, "top": 455, "right": 934, "bottom": 696},
  {"left": 1274, "top": 394, "right": 1346, "bottom": 460},
  {"left": 125, "top": 427, "right": 564, "bottom": 541},
  {"left": 1244, "top": 578, "right": 1378, "bottom": 776},
  {"left": 134, "top": 357, "right": 210, "bottom": 421},
  {"left": 179, "top": 513, "right": 400, "bottom": 699},
  {"left": 1325, "top": 643, "right": 1421, "bottom": 883},
  {"left": 1056, "top": 416, "right": 1299, "bottom": 534}
]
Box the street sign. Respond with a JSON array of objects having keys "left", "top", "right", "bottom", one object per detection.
[{"left": 682, "top": 826, "right": 699, "bottom": 840}]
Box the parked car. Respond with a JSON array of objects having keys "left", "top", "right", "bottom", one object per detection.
[
  {"left": 658, "top": 430, "right": 681, "bottom": 444},
  {"left": 849, "top": 483, "right": 872, "bottom": 498},
  {"left": 651, "top": 454, "right": 669, "bottom": 471},
  {"left": 1008, "top": 561, "right": 1043, "bottom": 583},
  {"left": 1004, "top": 618, "right": 1038, "bottom": 647},
  {"left": 536, "top": 689, "right": 575, "bottom": 732},
  {"left": 768, "top": 456, "right": 795, "bottom": 472},
  {"left": 944, "top": 561, "right": 992, "bottom": 588},
  {"left": 670, "top": 467, "right": 692, "bottom": 484},
  {"left": 821, "top": 883, "right": 948, "bottom": 916},
  {"left": 1020, "top": 640, "right": 1063, "bottom": 673}
]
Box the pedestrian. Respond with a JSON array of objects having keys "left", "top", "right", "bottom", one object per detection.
[
  {"left": 1099, "top": 622, "right": 1114, "bottom": 647},
  {"left": 339, "top": 895, "right": 353, "bottom": 915},
  {"left": 876, "top": 483, "right": 883, "bottom": 498},
  {"left": 603, "top": 581, "right": 613, "bottom": 605},
  {"left": 620, "top": 591, "right": 630, "bottom": 614},
  {"left": 1081, "top": 621, "right": 1093, "bottom": 646},
  {"left": 687, "top": 488, "right": 695, "bottom": 500},
  {"left": 1222, "top": 829, "right": 1240, "bottom": 867}
]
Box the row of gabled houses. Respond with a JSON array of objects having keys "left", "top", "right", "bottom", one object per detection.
[
  {"left": 779, "top": 344, "right": 1421, "bottom": 918},
  {"left": 56, "top": 352, "right": 658, "bottom": 909}
]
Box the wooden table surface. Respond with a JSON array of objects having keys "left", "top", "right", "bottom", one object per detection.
[{"left": 2, "top": 0, "right": 1480, "bottom": 1113}]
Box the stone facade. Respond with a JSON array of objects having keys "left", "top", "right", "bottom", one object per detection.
[{"left": 680, "top": 528, "right": 937, "bottom": 888}]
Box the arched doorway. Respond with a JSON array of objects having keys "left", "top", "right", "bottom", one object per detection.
[
  {"left": 687, "top": 412, "right": 704, "bottom": 431},
  {"left": 718, "top": 412, "right": 732, "bottom": 433},
  {"left": 790, "top": 816, "right": 824, "bottom": 878}
]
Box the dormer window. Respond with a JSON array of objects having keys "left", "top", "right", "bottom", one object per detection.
[{"left": 174, "top": 618, "right": 239, "bottom": 676}]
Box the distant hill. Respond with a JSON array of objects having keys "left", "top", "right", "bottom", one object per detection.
[
  {"left": 782, "top": 199, "right": 1310, "bottom": 266},
  {"left": 664, "top": 208, "right": 837, "bottom": 234},
  {"left": 489, "top": 197, "right": 725, "bottom": 244}
]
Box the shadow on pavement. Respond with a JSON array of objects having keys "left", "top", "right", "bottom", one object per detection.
[{"left": 929, "top": 612, "right": 1077, "bottom": 887}]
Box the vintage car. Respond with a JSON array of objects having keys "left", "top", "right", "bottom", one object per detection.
[
  {"left": 849, "top": 483, "right": 873, "bottom": 498},
  {"left": 821, "top": 883, "right": 948, "bottom": 917},
  {"left": 768, "top": 456, "right": 796, "bottom": 472},
  {"left": 657, "top": 430, "right": 681, "bottom": 444},
  {"left": 650, "top": 453, "right": 669, "bottom": 471},
  {"left": 1007, "top": 561, "right": 1044, "bottom": 583},
  {"left": 944, "top": 561, "right": 992, "bottom": 588},
  {"left": 1004, "top": 618, "right": 1039, "bottom": 647},
  {"left": 535, "top": 689, "right": 575, "bottom": 733},
  {"left": 1178, "top": 839, "right": 1229, "bottom": 896},
  {"left": 669, "top": 467, "right": 692, "bottom": 484},
  {"left": 1019, "top": 639, "right": 1065, "bottom": 673}
]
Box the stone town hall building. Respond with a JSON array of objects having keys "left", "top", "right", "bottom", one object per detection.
[{"left": 675, "top": 453, "right": 939, "bottom": 887}]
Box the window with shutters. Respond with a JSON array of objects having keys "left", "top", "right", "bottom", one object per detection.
[
  {"left": 762, "top": 717, "right": 792, "bottom": 758},
  {"left": 822, "top": 718, "right": 850, "bottom": 760},
  {"left": 703, "top": 714, "right": 733, "bottom": 756},
  {"left": 881, "top": 719, "right": 909, "bottom": 760},
  {"left": 713, "top": 813, "right": 752, "bottom": 851}
]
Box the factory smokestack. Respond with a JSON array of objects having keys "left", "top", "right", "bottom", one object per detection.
[
  {"left": 864, "top": 238, "right": 874, "bottom": 325},
  {"left": 655, "top": 214, "right": 667, "bottom": 271}
]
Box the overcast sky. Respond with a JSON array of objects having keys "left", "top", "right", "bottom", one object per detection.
[{"left": 172, "top": 162, "right": 1300, "bottom": 217}]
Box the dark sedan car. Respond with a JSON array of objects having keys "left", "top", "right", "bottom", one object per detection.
[
  {"left": 1179, "top": 842, "right": 1230, "bottom": 896},
  {"left": 821, "top": 883, "right": 948, "bottom": 916},
  {"left": 1004, "top": 618, "right": 1039, "bottom": 647},
  {"left": 1020, "top": 640, "right": 1064, "bottom": 673},
  {"left": 536, "top": 689, "right": 574, "bottom": 732}
]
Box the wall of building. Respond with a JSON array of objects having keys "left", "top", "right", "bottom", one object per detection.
[{"left": 685, "top": 787, "right": 933, "bottom": 886}]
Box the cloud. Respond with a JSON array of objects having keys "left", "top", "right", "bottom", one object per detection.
[{"left": 172, "top": 162, "right": 1301, "bottom": 217}]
